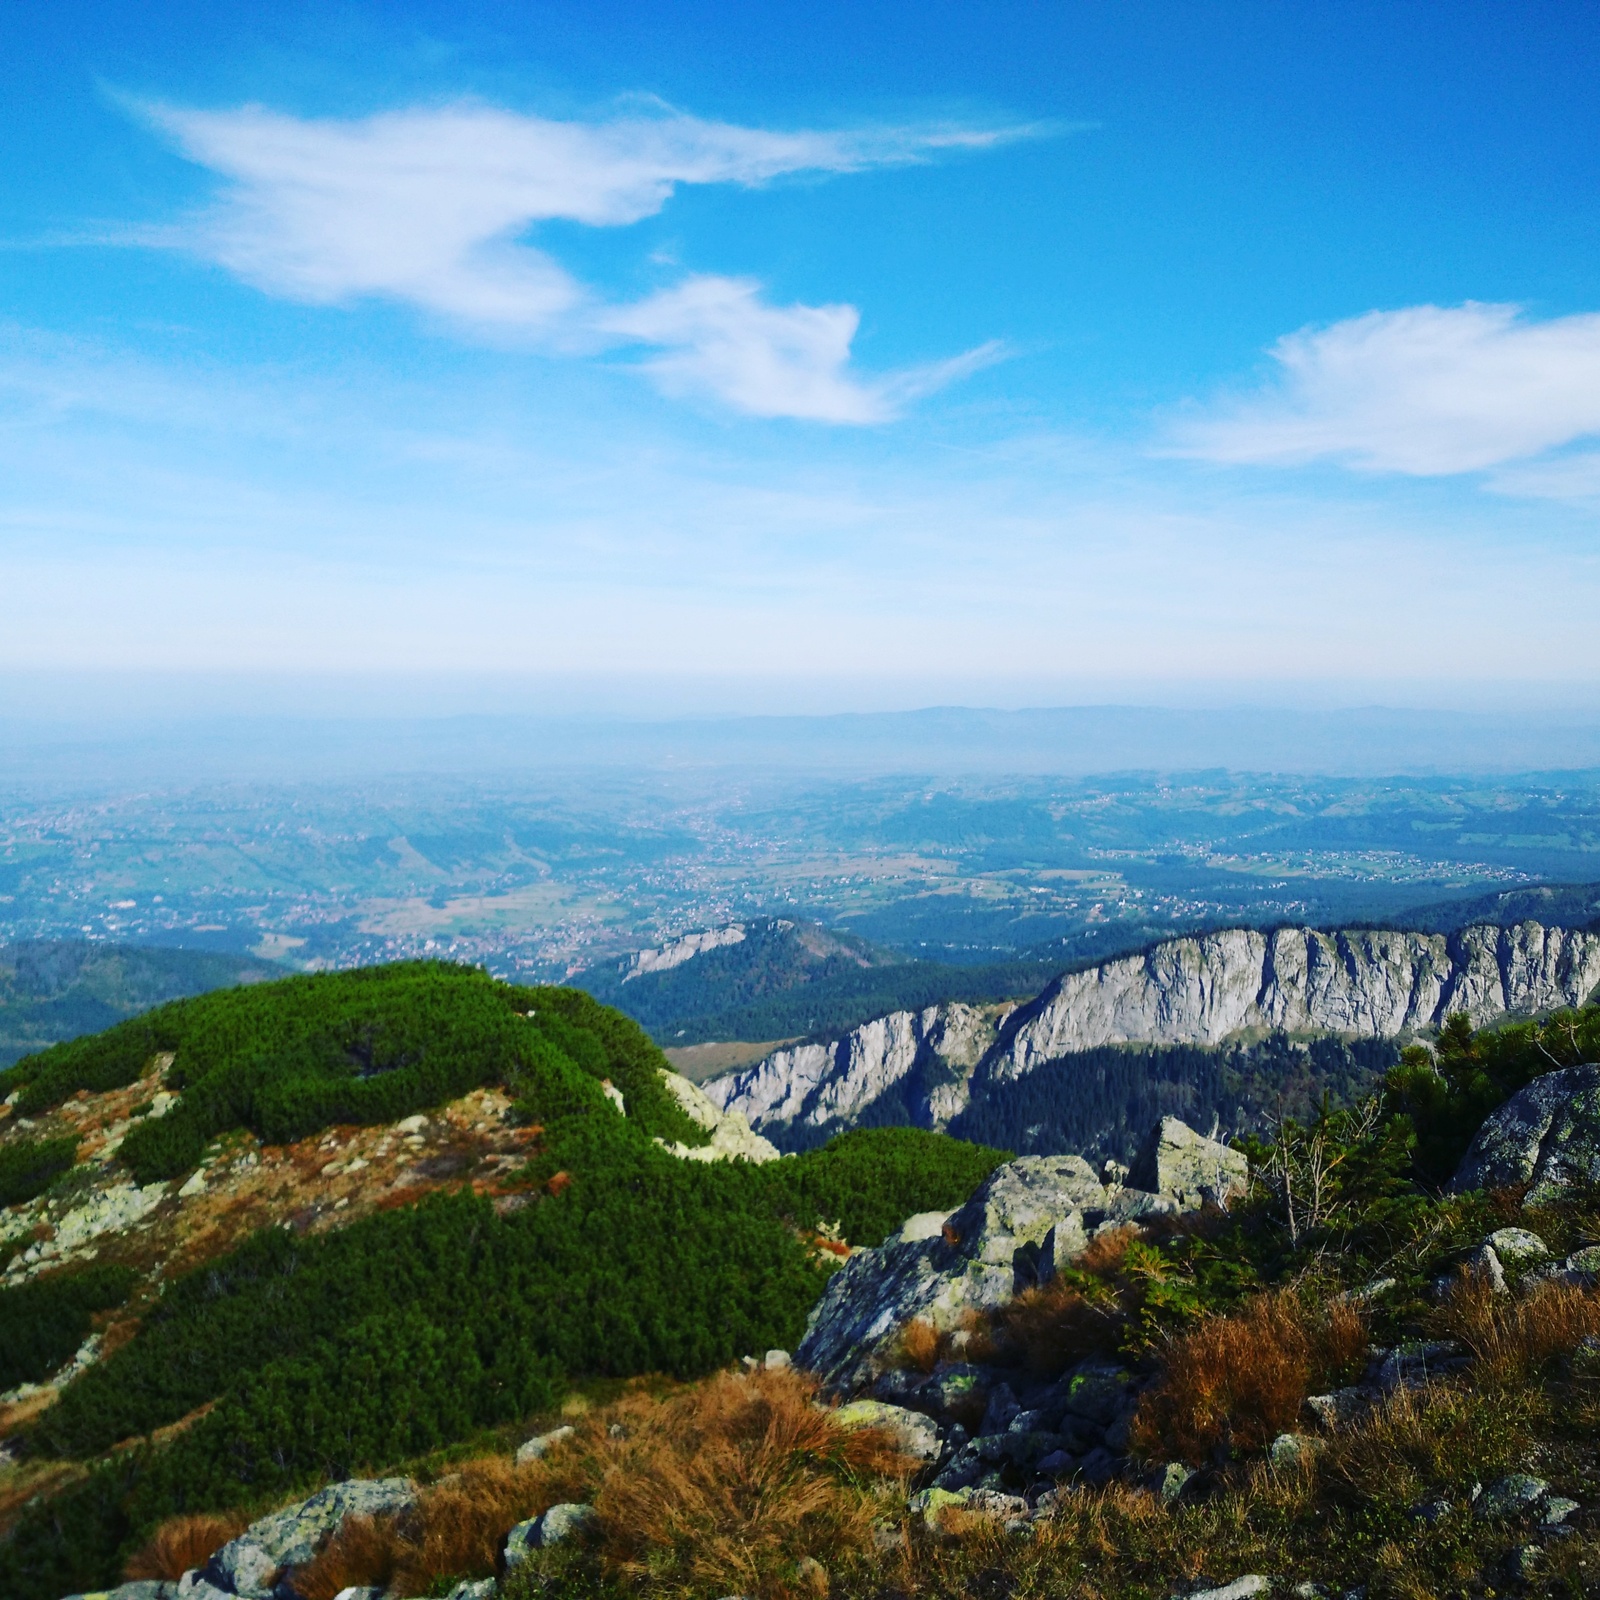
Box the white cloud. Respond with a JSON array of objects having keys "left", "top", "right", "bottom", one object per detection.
[
  {"left": 1173, "top": 302, "right": 1600, "bottom": 475},
  {"left": 141, "top": 101, "right": 1025, "bottom": 422}
]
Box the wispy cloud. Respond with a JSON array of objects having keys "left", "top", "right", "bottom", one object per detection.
[
  {"left": 136, "top": 100, "right": 1032, "bottom": 422},
  {"left": 1171, "top": 302, "right": 1600, "bottom": 476}
]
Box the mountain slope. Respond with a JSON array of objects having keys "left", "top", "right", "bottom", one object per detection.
[
  {"left": 0, "top": 963, "right": 1005, "bottom": 1600},
  {"left": 703, "top": 919, "right": 1600, "bottom": 1150},
  {"left": 0, "top": 941, "right": 282, "bottom": 1069}
]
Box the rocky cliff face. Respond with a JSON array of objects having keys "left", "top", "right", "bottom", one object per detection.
[
  {"left": 704, "top": 921, "right": 1600, "bottom": 1142},
  {"left": 699, "top": 1001, "right": 1002, "bottom": 1144}
]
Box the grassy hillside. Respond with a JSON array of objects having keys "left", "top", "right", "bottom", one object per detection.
[
  {"left": 0, "top": 940, "right": 282, "bottom": 1069},
  {"left": 0, "top": 963, "right": 1006, "bottom": 1600}
]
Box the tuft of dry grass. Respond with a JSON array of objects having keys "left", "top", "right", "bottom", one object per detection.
[
  {"left": 122, "top": 1511, "right": 250, "bottom": 1582},
  {"left": 1434, "top": 1274, "right": 1600, "bottom": 1385},
  {"left": 895, "top": 1316, "right": 941, "bottom": 1373},
  {"left": 299, "top": 1367, "right": 915, "bottom": 1600},
  {"left": 585, "top": 1366, "right": 915, "bottom": 1599},
  {"left": 1130, "top": 1290, "right": 1367, "bottom": 1465}
]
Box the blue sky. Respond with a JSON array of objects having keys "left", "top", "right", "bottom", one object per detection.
[{"left": 4, "top": 1, "right": 1600, "bottom": 716}]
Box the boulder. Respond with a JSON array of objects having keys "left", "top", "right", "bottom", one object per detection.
[
  {"left": 204, "top": 1478, "right": 416, "bottom": 1598},
  {"left": 1150, "top": 1461, "right": 1194, "bottom": 1503},
  {"left": 526, "top": 1502, "right": 600, "bottom": 1548},
  {"left": 1453, "top": 1065, "right": 1600, "bottom": 1201},
  {"left": 1178, "top": 1579, "right": 1271, "bottom": 1600},
  {"left": 1130, "top": 1117, "right": 1249, "bottom": 1207},
  {"left": 1485, "top": 1227, "right": 1549, "bottom": 1267},
  {"left": 796, "top": 1133, "right": 1200, "bottom": 1389},
  {"left": 514, "top": 1424, "right": 575, "bottom": 1465},
  {"left": 1476, "top": 1473, "right": 1549, "bottom": 1519},
  {"left": 831, "top": 1399, "right": 942, "bottom": 1461}
]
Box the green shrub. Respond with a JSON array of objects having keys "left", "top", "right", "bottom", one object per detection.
[
  {"left": 1386, "top": 1007, "right": 1600, "bottom": 1186},
  {"left": 0, "top": 966, "right": 1009, "bottom": 1600},
  {"left": 0, "top": 1134, "right": 80, "bottom": 1206},
  {"left": 0, "top": 1264, "right": 134, "bottom": 1390}
]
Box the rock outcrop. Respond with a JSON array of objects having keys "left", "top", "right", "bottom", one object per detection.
[
  {"left": 706, "top": 921, "right": 1600, "bottom": 1143},
  {"left": 205, "top": 1477, "right": 416, "bottom": 1598},
  {"left": 1452, "top": 1064, "right": 1600, "bottom": 1202},
  {"left": 795, "top": 1120, "right": 1238, "bottom": 1390},
  {"left": 701, "top": 1002, "right": 998, "bottom": 1142},
  {"left": 654, "top": 1068, "right": 780, "bottom": 1163}
]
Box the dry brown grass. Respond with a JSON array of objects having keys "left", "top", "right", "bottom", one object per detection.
[
  {"left": 895, "top": 1316, "right": 941, "bottom": 1373},
  {"left": 122, "top": 1511, "right": 250, "bottom": 1582},
  {"left": 1319, "top": 1378, "right": 1537, "bottom": 1512},
  {"left": 1434, "top": 1274, "right": 1600, "bottom": 1385},
  {"left": 990, "top": 1281, "right": 1122, "bottom": 1378},
  {"left": 1130, "top": 1290, "right": 1367, "bottom": 1465},
  {"left": 583, "top": 1366, "right": 914, "bottom": 1598},
  {"left": 296, "top": 1367, "right": 913, "bottom": 1600}
]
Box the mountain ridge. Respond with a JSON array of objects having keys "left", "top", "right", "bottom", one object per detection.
[{"left": 702, "top": 918, "right": 1600, "bottom": 1148}]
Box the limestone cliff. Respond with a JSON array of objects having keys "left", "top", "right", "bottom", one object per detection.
[{"left": 703, "top": 920, "right": 1600, "bottom": 1142}]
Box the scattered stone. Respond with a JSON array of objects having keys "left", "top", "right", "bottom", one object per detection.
[
  {"left": 1507, "top": 1543, "right": 1544, "bottom": 1580},
  {"left": 1410, "top": 1498, "right": 1452, "bottom": 1524},
  {"left": 1036, "top": 1448, "right": 1074, "bottom": 1476},
  {"left": 1305, "top": 1387, "right": 1371, "bottom": 1428},
  {"left": 1453, "top": 1064, "right": 1600, "bottom": 1201},
  {"left": 396, "top": 1114, "right": 428, "bottom": 1133},
  {"left": 830, "top": 1399, "right": 942, "bottom": 1461},
  {"left": 1476, "top": 1473, "right": 1549, "bottom": 1519},
  {"left": 1463, "top": 1244, "right": 1508, "bottom": 1294},
  {"left": 965, "top": 1487, "right": 1029, "bottom": 1519},
  {"left": 1268, "top": 1432, "right": 1323, "bottom": 1469},
  {"left": 1486, "top": 1227, "right": 1549, "bottom": 1266},
  {"left": 1178, "top": 1578, "right": 1271, "bottom": 1600},
  {"left": 1542, "top": 1497, "right": 1581, "bottom": 1527},
  {"left": 1151, "top": 1461, "right": 1195, "bottom": 1504},
  {"left": 205, "top": 1477, "right": 417, "bottom": 1598},
  {"left": 794, "top": 1555, "right": 829, "bottom": 1595},
  {"left": 1290, "top": 1584, "right": 1326, "bottom": 1599},
  {"left": 1566, "top": 1244, "right": 1600, "bottom": 1275},
  {"left": 908, "top": 1485, "right": 972, "bottom": 1529},
  {"left": 523, "top": 1501, "right": 601, "bottom": 1549},
  {"left": 764, "top": 1348, "right": 791, "bottom": 1370},
  {"left": 442, "top": 1582, "right": 496, "bottom": 1600},
  {"left": 332, "top": 1588, "right": 385, "bottom": 1600}
]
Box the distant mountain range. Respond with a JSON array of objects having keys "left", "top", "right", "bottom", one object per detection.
[{"left": 0, "top": 941, "right": 282, "bottom": 1067}]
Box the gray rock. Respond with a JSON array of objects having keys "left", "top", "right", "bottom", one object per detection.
[
  {"left": 1463, "top": 1243, "right": 1508, "bottom": 1294},
  {"left": 1542, "top": 1496, "right": 1581, "bottom": 1526},
  {"left": 1178, "top": 1578, "right": 1271, "bottom": 1600},
  {"left": 1061, "top": 1364, "right": 1131, "bottom": 1425},
  {"left": 514, "top": 1424, "right": 575, "bottom": 1465},
  {"left": 1453, "top": 1065, "right": 1600, "bottom": 1201},
  {"left": 1036, "top": 1448, "right": 1075, "bottom": 1476},
  {"left": 763, "top": 1348, "right": 791, "bottom": 1370},
  {"left": 964, "top": 1488, "right": 1029, "bottom": 1520},
  {"left": 1476, "top": 1473, "right": 1549, "bottom": 1518},
  {"left": 1507, "top": 1544, "right": 1544, "bottom": 1580},
  {"left": 205, "top": 1478, "right": 416, "bottom": 1598},
  {"left": 1374, "top": 1341, "right": 1465, "bottom": 1391},
  {"left": 1305, "top": 1387, "right": 1373, "bottom": 1428},
  {"left": 534, "top": 1502, "right": 600, "bottom": 1547},
  {"left": 1130, "top": 1117, "right": 1249, "bottom": 1207},
  {"left": 442, "top": 1582, "right": 496, "bottom": 1600},
  {"left": 331, "top": 1589, "right": 385, "bottom": 1600},
  {"left": 1566, "top": 1245, "right": 1600, "bottom": 1275},
  {"left": 979, "top": 1383, "right": 1021, "bottom": 1435},
  {"left": 1268, "top": 1432, "right": 1323, "bottom": 1468},
  {"left": 830, "top": 1399, "right": 943, "bottom": 1461},
  {"left": 1485, "top": 1227, "right": 1549, "bottom": 1266},
  {"left": 1410, "top": 1498, "right": 1452, "bottom": 1524}
]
